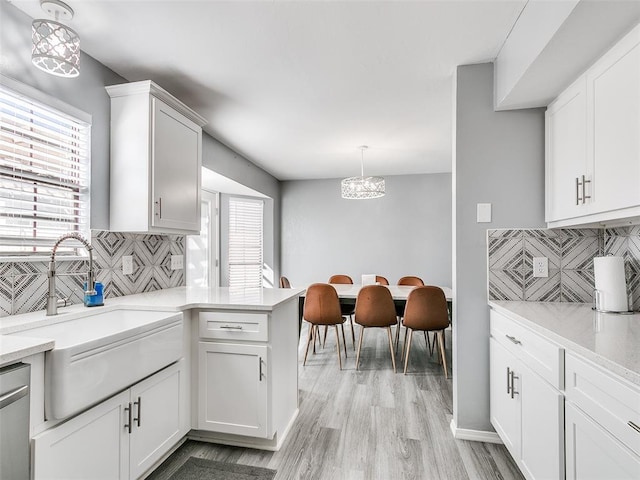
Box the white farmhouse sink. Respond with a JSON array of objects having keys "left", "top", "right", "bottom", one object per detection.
[{"left": 20, "top": 309, "right": 183, "bottom": 420}]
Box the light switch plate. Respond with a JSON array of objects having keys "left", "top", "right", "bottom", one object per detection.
[
  {"left": 122, "top": 255, "right": 133, "bottom": 275},
  {"left": 533, "top": 257, "right": 548, "bottom": 278},
  {"left": 171, "top": 254, "right": 184, "bottom": 270},
  {"left": 477, "top": 203, "right": 492, "bottom": 223}
]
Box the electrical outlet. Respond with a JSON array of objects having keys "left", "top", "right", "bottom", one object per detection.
[
  {"left": 533, "top": 257, "right": 548, "bottom": 278},
  {"left": 122, "top": 255, "right": 133, "bottom": 275},
  {"left": 171, "top": 254, "right": 184, "bottom": 270}
]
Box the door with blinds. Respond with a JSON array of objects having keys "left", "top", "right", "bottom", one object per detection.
[{"left": 228, "top": 197, "right": 263, "bottom": 289}]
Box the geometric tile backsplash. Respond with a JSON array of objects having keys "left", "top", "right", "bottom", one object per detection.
[
  {"left": 488, "top": 226, "right": 640, "bottom": 310},
  {"left": 0, "top": 230, "right": 185, "bottom": 317}
]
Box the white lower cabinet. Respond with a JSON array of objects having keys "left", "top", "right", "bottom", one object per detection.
[
  {"left": 198, "top": 342, "right": 269, "bottom": 437},
  {"left": 565, "top": 353, "right": 640, "bottom": 480},
  {"left": 490, "top": 310, "right": 564, "bottom": 480},
  {"left": 33, "top": 362, "right": 187, "bottom": 480}
]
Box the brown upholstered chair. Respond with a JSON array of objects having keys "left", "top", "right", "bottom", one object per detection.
[
  {"left": 401, "top": 286, "right": 450, "bottom": 377},
  {"left": 329, "top": 274, "right": 353, "bottom": 284},
  {"left": 303, "top": 283, "right": 348, "bottom": 369},
  {"left": 279, "top": 276, "right": 291, "bottom": 288},
  {"left": 394, "top": 275, "right": 425, "bottom": 345},
  {"left": 376, "top": 275, "right": 389, "bottom": 286},
  {"left": 397, "top": 276, "right": 424, "bottom": 286},
  {"left": 354, "top": 285, "right": 397, "bottom": 373},
  {"left": 328, "top": 275, "right": 356, "bottom": 348}
]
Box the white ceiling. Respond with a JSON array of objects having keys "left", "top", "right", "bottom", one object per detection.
[{"left": 8, "top": 1, "right": 639, "bottom": 181}]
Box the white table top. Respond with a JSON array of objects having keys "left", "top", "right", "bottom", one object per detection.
[{"left": 304, "top": 284, "right": 453, "bottom": 301}]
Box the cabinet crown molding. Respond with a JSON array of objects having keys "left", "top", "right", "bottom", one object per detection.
[{"left": 106, "top": 80, "right": 207, "bottom": 127}]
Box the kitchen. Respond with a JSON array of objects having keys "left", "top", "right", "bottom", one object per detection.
[{"left": 1, "top": 0, "right": 640, "bottom": 479}]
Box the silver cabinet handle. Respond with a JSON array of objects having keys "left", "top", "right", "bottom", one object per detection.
[
  {"left": 124, "top": 402, "right": 132, "bottom": 434},
  {"left": 155, "top": 197, "right": 162, "bottom": 217},
  {"left": 259, "top": 356, "right": 263, "bottom": 382},
  {"left": 506, "top": 335, "right": 522, "bottom": 345},
  {"left": 576, "top": 177, "right": 581, "bottom": 205},
  {"left": 507, "top": 367, "right": 512, "bottom": 395},
  {"left": 220, "top": 325, "right": 243, "bottom": 330},
  {"left": 0, "top": 385, "right": 28, "bottom": 409},
  {"left": 581, "top": 175, "right": 591, "bottom": 204},
  {"left": 628, "top": 421, "right": 640, "bottom": 434},
  {"left": 133, "top": 396, "right": 141, "bottom": 427},
  {"left": 510, "top": 370, "right": 519, "bottom": 399}
]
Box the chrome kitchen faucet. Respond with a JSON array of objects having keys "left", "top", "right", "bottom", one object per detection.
[{"left": 46, "top": 233, "right": 96, "bottom": 316}]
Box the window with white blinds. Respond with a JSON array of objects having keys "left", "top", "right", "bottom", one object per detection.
[
  {"left": 228, "top": 197, "right": 263, "bottom": 288},
  {"left": 0, "top": 85, "right": 90, "bottom": 256}
]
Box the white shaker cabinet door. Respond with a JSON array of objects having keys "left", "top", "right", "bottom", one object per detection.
[
  {"left": 519, "top": 363, "right": 564, "bottom": 480},
  {"left": 151, "top": 97, "right": 201, "bottom": 232},
  {"left": 489, "top": 337, "right": 521, "bottom": 459},
  {"left": 129, "top": 363, "right": 185, "bottom": 480},
  {"left": 545, "top": 78, "right": 590, "bottom": 223},
  {"left": 198, "top": 342, "right": 269, "bottom": 438},
  {"left": 566, "top": 402, "right": 640, "bottom": 480},
  {"left": 32, "top": 391, "right": 130, "bottom": 480},
  {"left": 588, "top": 27, "right": 640, "bottom": 213}
]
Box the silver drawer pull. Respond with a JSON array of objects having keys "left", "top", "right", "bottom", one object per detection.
[
  {"left": 506, "top": 335, "right": 522, "bottom": 345},
  {"left": 0, "top": 385, "right": 28, "bottom": 409},
  {"left": 628, "top": 421, "right": 640, "bottom": 434},
  {"left": 220, "top": 325, "right": 243, "bottom": 330}
]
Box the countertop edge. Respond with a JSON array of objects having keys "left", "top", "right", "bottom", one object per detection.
[{"left": 489, "top": 301, "right": 640, "bottom": 388}]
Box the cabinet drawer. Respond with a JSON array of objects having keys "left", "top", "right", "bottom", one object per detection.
[
  {"left": 565, "top": 353, "right": 640, "bottom": 457},
  {"left": 490, "top": 309, "right": 563, "bottom": 389},
  {"left": 199, "top": 312, "right": 268, "bottom": 342}
]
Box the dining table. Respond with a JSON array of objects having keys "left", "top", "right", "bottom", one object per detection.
[{"left": 297, "top": 283, "right": 453, "bottom": 334}]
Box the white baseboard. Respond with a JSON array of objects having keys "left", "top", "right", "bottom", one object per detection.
[{"left": 449, "top": 419, "right": 503, "bottom": 444}]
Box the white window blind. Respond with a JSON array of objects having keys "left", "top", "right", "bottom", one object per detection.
[
  {"left": 0, "top": 85, "right": 90, "bottom": 256},
  {"left": 228, "top": 197, "right": 263, "bottom": 288}
]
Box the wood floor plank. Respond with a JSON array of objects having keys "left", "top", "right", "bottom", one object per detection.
[{"left": 148, "top": 322, "right": 524, "bottom": 480}]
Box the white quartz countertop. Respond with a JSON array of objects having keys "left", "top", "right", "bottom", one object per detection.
[
  {"left": 490, "top": 300, "right": 640, "bottom": 387},
  {"left": 0, "top": 286, "right": 303, "bottom": 365}
]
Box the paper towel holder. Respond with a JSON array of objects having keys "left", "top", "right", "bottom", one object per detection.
[{"left": 592, "top": 289, "right": 634, "bottom": 314}]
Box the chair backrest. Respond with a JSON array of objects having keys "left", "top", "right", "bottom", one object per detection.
[
  {"left": 397, "top": 276, "right": 424, "bottom": 286},
  {"left": 279, "top": 276, "right": 291, "bottom": 288},
  {"left": 375, "top": 275, "right": 389, "bottom": 285},
  {"left": 355, "top": 285, "right": 397, "bottom": 327},
  {"left": 402, "top": 286, "right": 450, "bottom": 331},
  {"left": 329, "top": 274, "right": 353, "bottom": 284},
  {"left": 303, "top": 283, "right": 343, "bottom": 326}
]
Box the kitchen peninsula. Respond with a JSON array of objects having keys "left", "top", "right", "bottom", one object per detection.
[{"left": 0, "top": 286, "right": 303, "bottom": 479}]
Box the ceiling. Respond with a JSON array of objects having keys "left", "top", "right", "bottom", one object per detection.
[{"left": 8, "top": 1, "right": 639, "bottom": 181}]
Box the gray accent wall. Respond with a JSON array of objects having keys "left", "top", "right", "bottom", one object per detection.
[
  {"left": 453, "top": 63, "right": 545, "bottom": 432},
  {"left": 280, "top": 174, "right": 452, "bottom": 287},
  {"left": 1, "top": 0, "right": 125, "bottom": 230}
]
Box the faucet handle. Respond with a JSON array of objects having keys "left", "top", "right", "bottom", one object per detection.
[{"left": 56, "top": 294, "right": 69, "bottom": 308}]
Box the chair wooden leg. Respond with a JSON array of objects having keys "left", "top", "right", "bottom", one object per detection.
[
  {"left": 403, "top": 329, "right": 414, "bottom": 375},
  {"left": 341, "top": 323, "right": 348, "bottom": 358},
  {"left": 334, "top": 325, "right": 342, "bottom": 370},
  {"left": 429, "top": 332, "right": 435, "bottom": 356},
  {"left": 401, "top": 326, "right": 408, "bottom": 359},
  {"left": 349, "top": 315, "right": 356, "bottom": 350},
  {"left": 424, "top": 331, "right": 431, "bottom": 353},
  {"left": 437, "top": 330, "right": 448, "bottom": 379},
  {"left": 323, "top": 325, "right": 328, "bottom": 347},
  {"left": 355, "top": 326, "right": 365, "bottom": 371},
  {"left": 386, "top": 326, "right": 397, "bottom": 373},
  {"left": 395, "top": 318, "right": 401, "bottom": 353},
  {"left": 303, "top": 323, "right": 314, "bottom": 366}
]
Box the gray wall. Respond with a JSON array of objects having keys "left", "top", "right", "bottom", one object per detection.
[
  {"left": 203, "top": 136, "right": 281, "bottom": 286},
  {"left": 453, "top": 63, "right": 545, "bottom": 432},
  {"left": 280, "top": 174, "right": 452, "bottom": 287},
  {"left": 1, "top": 0, "right": 125, "bottom": 230}
]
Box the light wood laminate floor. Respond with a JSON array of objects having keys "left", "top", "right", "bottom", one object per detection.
[{"left": 149, "top": 323, "right": 524, "bottom": 480}]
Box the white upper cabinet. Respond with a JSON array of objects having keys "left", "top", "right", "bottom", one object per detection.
[
  {"left": 546, "top": 77, "right": 590, "bottom": 223},
  {"left": 546, "top": 23, "right": 640, "bottom": 228},
  {"left": 106, "top": 81, "right": 207, "bottom": 234}
]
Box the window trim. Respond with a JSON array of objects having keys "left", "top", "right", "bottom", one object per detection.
[{"left": 0, "top": 74, "right": 92, "bottom": 261}]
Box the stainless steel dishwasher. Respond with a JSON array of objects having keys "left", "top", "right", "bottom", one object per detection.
[{"left": 0, "top": 363, "right": 30, "bottom": 480}]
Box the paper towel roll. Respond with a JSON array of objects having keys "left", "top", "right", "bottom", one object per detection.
[{"left": 594, "top": 256, "right": 628, "bottom": 312}]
